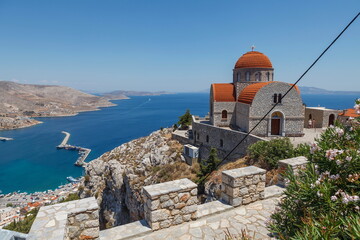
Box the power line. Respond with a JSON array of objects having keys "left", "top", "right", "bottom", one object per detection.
[{"left": 199, "top": 12, "right": 360, "bottom": 185}]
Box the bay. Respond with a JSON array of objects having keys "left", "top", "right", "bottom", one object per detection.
[{"left": 0, "top": 93, "right": 358, "bottom": 194}]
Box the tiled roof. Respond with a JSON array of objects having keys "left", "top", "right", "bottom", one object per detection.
[
  {"left": 238, "top": 82, "right": 301, "bottom": 104},
  {"left": 339, "top": 109, "right": 360, "bottom": 118},
  {"left": 238, "top": 82, "right": 272, "bottom": 104},
  {"left": 211, "top": 83, "right": 236, "bottom": 102},
  {"left": 235, "top": 51, "right": 272, "bottom": 69}
]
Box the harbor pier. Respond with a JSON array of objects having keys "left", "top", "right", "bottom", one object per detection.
[{"left": 56, "top": 131, "right": 90, "bottom": 166}]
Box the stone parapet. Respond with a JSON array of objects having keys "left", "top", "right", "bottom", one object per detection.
[
  {"left": 143, "top": 178, "right": 198, "bottom": 230},
  {"left": 221, "top": 166, "right": 266, "bottom": 207},
  {"left": 277, "top": 156, "right": 308, "bottom": 187},
  {"left": 28, "top": 197, "right": 99, "bottom": 240}
]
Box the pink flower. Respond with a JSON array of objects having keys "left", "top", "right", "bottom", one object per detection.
[{"left": 331, "top": 196, "right": 337, "bottom": 201}]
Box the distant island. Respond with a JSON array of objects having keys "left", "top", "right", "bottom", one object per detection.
[
  {"left": 0, "top": 81, "right": 115, "bottom": 130},
  {"left": 101, "top": 90, "right": 172, "bottom": 100},
  {"left": 298, "top": 86, "right": 360, "bottom": 95}
]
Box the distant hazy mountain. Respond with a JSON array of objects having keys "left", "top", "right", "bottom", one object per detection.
[
  {"left": 299, "top": 86, "right": 360, "bottom": 95},
  {"left": 102, "top": 90, "right": 171, "bottom": 100},
  {"left": 0, "top": 81, "right": 114, "bottom": 117}
]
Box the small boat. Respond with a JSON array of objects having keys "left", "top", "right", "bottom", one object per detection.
[{"left": 66, "top": 176, "right": 80, "bottom": 183}]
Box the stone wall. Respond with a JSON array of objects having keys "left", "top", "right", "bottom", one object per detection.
[
  {"left": 212, "top": 101, "right": 236, "bottom": 127},
  {"left": 221, "top": 166, "right": 266, "bottom": 207},
  {"left": 28, "top": 197, "right": 99, "bottom": 240},
  {"left": 65, "top": 208, "right": 99, "bottom": 240},
  {"left": 143, "top": 178, "right": 198, "bottom": 231},
  {"left": 278, "top": 156, "right": 308, "bottom": 187},
  {"left": 192, "top": 116, "right": 265, "bottom": 160},
  {"left": 304, "top": 107, "right": 341, "bottom": 128}
]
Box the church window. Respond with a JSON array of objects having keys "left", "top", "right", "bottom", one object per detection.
[
  {"left": 246, "top": 72, "right": 250, "bottom": 81},
  {"left": 278, "top": 94, "right": 282, "bottom": 103},
  {"left": 220, "top": 139, "right": 224, "bottom": 147},
  {"left": 237, "top": 72, "right": 241, "bottom": 81},
  {"left": 222, "top": 110, "right": 228, "bottom": 120},
  {"left": 255, "top": 72, "right": 261, "bottom": 81},
  {"left": 267, "top": 72, "right": 270, "bottom": 81},
  {"left": 273, "top": 94, "right": 278, "bottom": 103},
  {"left": 197, "top": 133, "right": 200, "bottom": 140},
  {"left": 206, "top": 135, "right": 209, "bottom": 143}
]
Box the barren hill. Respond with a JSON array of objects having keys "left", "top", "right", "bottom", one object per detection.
[{"left": 0, "top": 81, "right": 115, "bottom": 130}]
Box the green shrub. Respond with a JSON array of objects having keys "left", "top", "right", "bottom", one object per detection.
[
  {"left": 248, "top": 138, "right": 294, "bottom": 169},
  {"left": 60, "top": 193, "right": 80, "bottom": 203},
  {"left": 197, "top": 148, "right": 221, "bottom": 183},
  {"left": 177, "top": 109, "right": 192, "bottom": 129},
  {"left": 4, "top": 208, "right": 38, "bottom": 233},
  {"left": 269, "top": 111, "right": 360, "bottom": 239}
]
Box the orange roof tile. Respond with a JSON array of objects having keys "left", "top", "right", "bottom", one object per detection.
[
  {"left": 238, "top": 82, "right": 300, "bottom": 104},
  {"left": 238, "top": 82, "right": 272, "bottom": 104},
  {"left": 339, "top": 109, "right": 360, "bottom": 118},
  {"left": 211, "top": 83, "right": 236, "bottom": 102},
  {"left": 235, "top": 51, "right": 272, "bottom": 69}
]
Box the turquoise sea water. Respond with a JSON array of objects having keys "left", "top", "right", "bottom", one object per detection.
[{"left": 0, "top": 93, "right": 358, "bottom": 194}]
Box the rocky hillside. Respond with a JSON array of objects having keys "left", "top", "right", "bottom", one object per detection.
[
  {"left": 80, "top": 128, "right": 198, "bottom": 229},
  {"left": 101, "top": 90, "right": 171, "bottom": 100},
  {"left": 0, "top": 81, "right": 115, "bottom": 130}
]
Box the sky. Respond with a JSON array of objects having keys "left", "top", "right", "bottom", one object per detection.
[{"left": 0, "top": 1, "right": 359, "bottom": 93}]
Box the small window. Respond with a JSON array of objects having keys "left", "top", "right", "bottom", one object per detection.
[
  {"left": 222, "top": 110, "right": 227, "bottom": 119},
  {"left": 246, "top": 72, "right": 250, "bottom": 81},
  {"left": 237, "top": 72, "right": 241, "bottom": 81},
  {"left": 197, "top": 133, "right": 200, "bottom": 140},
  {"left": 255, "top": 72, "right": 261, "bottom": 81},
  {"left": 220, "top": 139, "right": 224, "bottom": 147},
  {"left": 278, "top": 94, "right": 282, "bottom": 103},
  {"left": 273, "top": 94, "right": 277, "bottom": 103},
  {"left": 206, "top": 135, "right": 209, "bottom": 143},
  {"left": 267, "top": 72, "right": 270, "bottom": 81}
]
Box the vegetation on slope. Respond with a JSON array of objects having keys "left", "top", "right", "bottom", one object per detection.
[{"left": 3, "top": 208, "right": 38, "bottom": 234}]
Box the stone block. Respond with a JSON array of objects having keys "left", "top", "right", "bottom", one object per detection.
[
  {"left": 80, "top": 227, "right": 99, "bottom": 239},
  {"left": 147, "top": 199, "right": 160, "bottom": 211},
  {"left": 190, "top": 188, "right": 198, "bottom": 196},
  {"left": 151, "top": 222, "right": 160, "bottom": 231},
  {"left": 220, "top": 192, "right": 230, "bottom": 204},
  {"left": 160, "top": 195, "right": 170, "bottom": 203},
  {"left": 160, "top": 220, "right": 171, "bottom": 229},
  {"left": 75, "top": 213, "right": 89, "bottom": 222},
  {"left": 150, "top": 209, "right": 170, "bottom": 222},
  {"left": 179, "top": 192, "right": 190, "bottom": 202},
  {"left": 253, "top": 175, "right": 260, "bottom": 184},
  {"left": 84, "top": 220, "right": 99, "bottom": 228},
  {"left": 187, "top": 196, "right": 198, "bottom": 205},
  {"left": 243, "top": 197, "right": 252, "bottom": 204},
  {"left": 183, "top": 214, "right": 191, "bottom": 222},
  {"left": 173, "top": 215, "right": 183, "bottom": 225},
  {"left": 239, "top": 187, "right": 249, "bottom": 196},
  {"left": 181, "top": 205, "right": 197, "bottom": 215},
  {"left": 161, "top": 199, "right": 174, "bottom": 209},
  {"left": 175, "top": 202, "right": 186, "bottom": 209},
  {"left": 171, "top": 209, "right": 180, "bottom": 216},
  {"left": 225, "top": 185, "right": 239, "bottom": 197}
]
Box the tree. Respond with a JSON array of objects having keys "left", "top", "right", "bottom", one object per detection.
[
  {"left": 177, "top": 109, "right": 192, "bottom": 130},
  {"left": 198, "top": 148, "right": 221, "bottom": 180}
]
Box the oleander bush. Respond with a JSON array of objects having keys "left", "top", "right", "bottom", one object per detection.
[{"left": 269, "top": 99, "right": 360, "bottom": 239}]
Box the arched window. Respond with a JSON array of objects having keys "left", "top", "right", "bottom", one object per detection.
[
  {"left": 237, "top": 72, "right": 241, "bottom": 82},
  {"left": 255, "top": 72, "right": 261, "bottom": 81},
  {"left": 206, "top": 135, "right": 209, "bottom": 143},
  {"left": 220, "top": 139, "right": 224, "bottom": 147},
  {"left": 222, "top": 110, "right": 228, "bottom": 119},
  {"left": 246, "top": 72, "right": 250, "bottom": 81},
  {"left": 278, "top": 94, "right": 282, "bottom": 103},
  {"left": 273, "top": 94, "right": 278, "bottom": 103},
  {"left": 267, "top": 72, "right": 270, "bottom": 81}
]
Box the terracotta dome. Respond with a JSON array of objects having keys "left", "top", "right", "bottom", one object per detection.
[{"left": 235, "top": 51, "right": 272, "bottom": 69}]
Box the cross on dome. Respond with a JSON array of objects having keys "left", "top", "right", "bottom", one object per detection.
[{"left": 251, "top": 45, "right": 255, "bottom": 51}]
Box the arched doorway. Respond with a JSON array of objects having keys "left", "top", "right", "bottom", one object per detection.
[
  {"left": 329, "top": 114, "right": 335, "bottom": 126},
  {"left": 271, "top": 112, "right": 283, "bottom": 135}
]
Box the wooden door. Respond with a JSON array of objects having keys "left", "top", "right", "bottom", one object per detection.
[{"left": 271, "top": 119, "right": 280, "bottom": 135}]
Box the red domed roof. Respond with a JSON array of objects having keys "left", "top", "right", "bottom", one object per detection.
[{"left": 235, "top": 51, "right": 272, "bottom": 69}]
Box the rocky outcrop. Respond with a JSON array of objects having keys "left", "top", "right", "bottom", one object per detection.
[{"left": 80, "top": 128, "right": 187, "bottom": 229}]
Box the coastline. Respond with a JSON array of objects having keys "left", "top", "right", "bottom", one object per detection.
[{"left": 0, "top": 102, "right": 118, "bottom": 131}]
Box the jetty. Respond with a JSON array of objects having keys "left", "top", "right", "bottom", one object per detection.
[
  {"left": 0, "top": 137, "right": 14, "bottom": 141},
  {"left": 56, "top": 131, "right": 90, "bottom": 166}
]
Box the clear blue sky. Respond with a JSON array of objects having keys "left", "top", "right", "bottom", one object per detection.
[{"left": 0, "top": 0, "right": 359, "bottom": 92}]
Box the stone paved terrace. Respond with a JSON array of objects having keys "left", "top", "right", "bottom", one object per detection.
[{"left": 130, "top": 196, "right": 281, "bottom": 240}]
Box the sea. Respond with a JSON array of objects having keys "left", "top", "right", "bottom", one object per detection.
[{"left": 0, "top": 93, "right": 358, "bottom": 194}]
